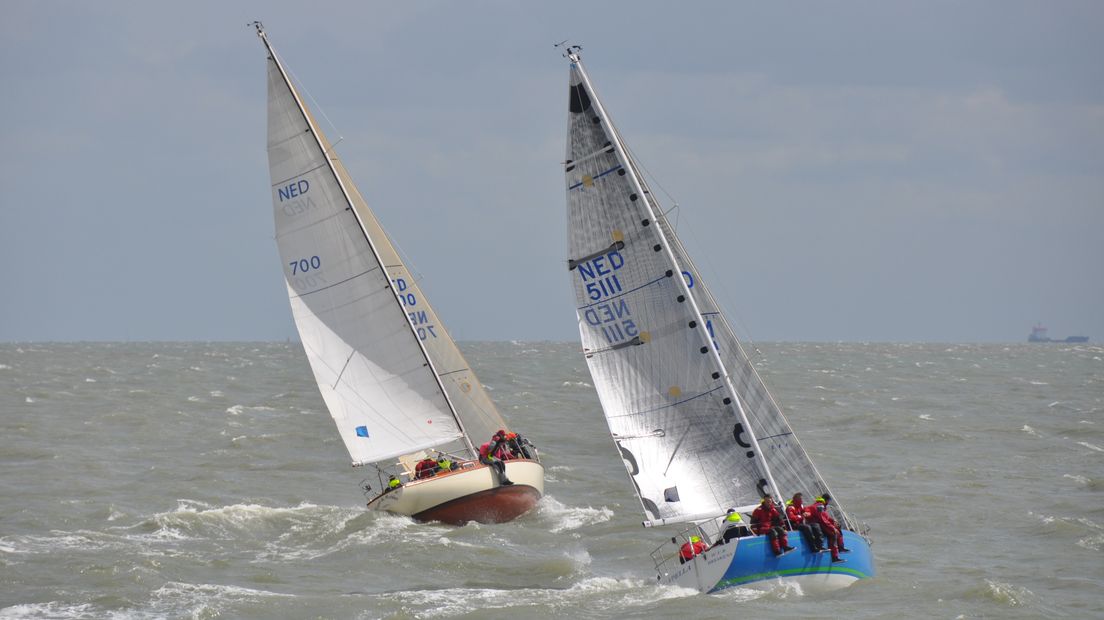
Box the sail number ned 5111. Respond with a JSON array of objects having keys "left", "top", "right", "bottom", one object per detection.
[{"left": 577, "top": 249, "right": 637, "bottom": 345}]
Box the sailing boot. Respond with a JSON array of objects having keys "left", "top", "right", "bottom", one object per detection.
[{"left": 770, "top": 538, "right": 783, "bottom": 556}]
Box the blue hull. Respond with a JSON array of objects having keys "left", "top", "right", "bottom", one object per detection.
[{"left": 711, "top": 530, "right": 874, "bottom": 592}]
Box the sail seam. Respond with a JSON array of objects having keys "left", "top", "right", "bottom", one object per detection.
[
  {"left": 289, "top": 267, "right": 380, "bottom": 299},
  {"left": 270, "top": 163, "right": 328, "bottom": 189},
  {"left": 437, "top": 368, "right": 470, "bottom": 377},
  {"left": 607, "top": 385, "right": 726, "bottom": 418},
  {"left": 275, "top": 208, "right": 350, "bottom": 240}
]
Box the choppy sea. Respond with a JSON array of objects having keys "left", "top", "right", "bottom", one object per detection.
[{"left": 1, "top": 341, "right": 1101, "bottom": 619}]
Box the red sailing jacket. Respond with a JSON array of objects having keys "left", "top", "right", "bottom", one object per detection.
[
  {"left": 751, "top": 503, "right": 781, "bottom": 534},
  {"left": 786, "top": 501, "right": 806, "bottom": 525}
]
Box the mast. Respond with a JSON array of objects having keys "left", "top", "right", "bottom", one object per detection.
[
  {"left": 254, "top": 22, "right": 477, "bottom": 458},
  {"left": 567, "top": 49, "right": 784, "bottom": 506}
]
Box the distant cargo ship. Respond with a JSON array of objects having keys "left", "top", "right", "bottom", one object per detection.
[{"left": 1028, "top": 324, "right": 1089, "bottom": 343}]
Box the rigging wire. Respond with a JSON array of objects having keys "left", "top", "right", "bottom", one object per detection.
[{"left": 284, "top": 65, "right": 345, "bottom": 152}]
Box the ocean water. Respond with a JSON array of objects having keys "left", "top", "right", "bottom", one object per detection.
[{"left": 1, "top": 341, "right": 1101, "bottom": 619}]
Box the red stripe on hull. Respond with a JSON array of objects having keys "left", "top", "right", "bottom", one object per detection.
[{"left": 412, "top": 484, "right": 541, "bottom": 525}]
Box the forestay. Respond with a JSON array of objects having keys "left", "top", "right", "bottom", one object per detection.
[
  {"left": 564, "top": 52, "right": 833, "bottom": 526},
  {"left": 264, "top": 36, "right": 503, "bottom": 465}
]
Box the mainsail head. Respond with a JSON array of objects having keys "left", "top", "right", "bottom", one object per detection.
[{"left": 563, "top": 50, "right": 837, "bottom": 526}]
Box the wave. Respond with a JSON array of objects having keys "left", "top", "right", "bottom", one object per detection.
[
  {"left": 376, "top": 576, "right": 693, "bottom": 618},
  {"left": 535, "top": 496, "right": 614, "bottom": 534},
  {"left": 965, "top": 579, "right": 1036, "bottom": 608}
]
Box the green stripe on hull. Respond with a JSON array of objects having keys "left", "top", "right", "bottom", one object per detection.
[{"left": 712, "top": 565, "right": 871, "bottom": 591}]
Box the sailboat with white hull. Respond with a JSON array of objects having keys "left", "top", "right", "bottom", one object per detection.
[
  {"left": 561, "top": 46, "right": 873, "bottom": 593},
  {"left": 255, "top": 23, "right": 543, "bottom": 525}
]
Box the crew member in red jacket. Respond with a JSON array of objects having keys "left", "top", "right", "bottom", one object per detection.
[
  {"left": 414, "top": 457, "right": 438, "bottom": 479},
  {"left": 786, "top": 492, "right": 824, "bottom": 552},
  {"left": 812, "top": 495, "right": 849, "bottom": 563},
  {"left": 678, "top": 536, "right": 708, "bottom": 564},
  {"left": 751, "top": 494, "right": 795, "bottom": 556},
  {"left": 479, "top": 437, "right": 513, "bottom": 485}
]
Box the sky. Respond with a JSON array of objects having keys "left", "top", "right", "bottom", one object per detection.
[{"left": 1, "top": 1, "right": 1101, "bottom": 343}]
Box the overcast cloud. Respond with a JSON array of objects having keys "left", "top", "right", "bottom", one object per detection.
[{"left": 1, "top": 1, "right": 1100, "bottom": 343}]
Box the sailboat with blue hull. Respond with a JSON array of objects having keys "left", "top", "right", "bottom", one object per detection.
[{"left": 560, "top": 45, "right": 874, "bottom": 594}]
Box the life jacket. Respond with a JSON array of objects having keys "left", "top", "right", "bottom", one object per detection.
[
  {"left": 479, "top": 442, "right": 492, "bottom": 460},
  {"left": 786, "top": 501, "right": 805, "bottom": 524},
  {"left": 437, "top": 459, "right": 452, "bottom": 472},
  {"left": 388, "top": 477, "right": 401, "bottom": 489},
  {"left": 679, "top": 538, "right": 706, "bottom": 560}
]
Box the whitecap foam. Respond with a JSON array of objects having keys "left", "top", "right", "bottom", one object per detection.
[
  {"left": 1077, "top": 441, "right": 1103, "bottom": 452},
  {"left": 537, "top": 496, "right": 614, "bottom": 533},
  {"left": 1063, "top": 474, "right": 1090, "bottom": 485},
  {"left": 1076, "top": 532, "right": 1103, "bottom": 551},
  {"left": 0, "top": 602, "right": 102, "bottom": 619},
  {"left": 383, "top": 576, "right": 677, "bottom": 619},
  {"left": 982, "top": 579, "right": 1035, "bottom": 607}
]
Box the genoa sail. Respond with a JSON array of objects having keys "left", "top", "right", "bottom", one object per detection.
[
  {"left": 261, "top": 28, "right": 506, "bottom": 466},
  {"left": 564, "top": 51, "right": 844, "bottom": 528}
]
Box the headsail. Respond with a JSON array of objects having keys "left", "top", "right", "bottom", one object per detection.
[
  {"left": 564, "top": 50, "right": 834, "bottom": 527},
  {"left": 328, "top": 136, "right": 511, "bottom": 453},
  {"left": 261, "top": 27, "right": 505, "bottom": 465}
]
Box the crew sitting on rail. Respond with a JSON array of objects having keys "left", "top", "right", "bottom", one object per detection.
[
  {"left": 490, "top": 430, "right": 515, "bottom": 460},
  {"left": 414, "top": 457, "right": 438, "bottom": 479},
  {"left": 479, "top": 439, "right": 514, "bottom": 485},
  {"left": 717, "top": 508, "right": 751, "bottom": 544},
  {"left": 679, "top": 536, "right": 708, "bottom": 564},
  {"left": 436, "top": 455, "right": 457, "bottom": 473},
  {"left": 752, "top": 494, "right": 795, "bottom": 556}
]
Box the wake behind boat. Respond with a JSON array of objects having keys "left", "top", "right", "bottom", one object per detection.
[
  {"left": 560, "top": 46, "right": 873, "bottom": 593},
  {"left": 255, "top": 23, "right": 543, "bottom": 525}
]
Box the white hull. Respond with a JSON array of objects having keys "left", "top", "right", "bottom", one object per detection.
[{"left": 367, "top": 460, "right": 544, "bottom": 524}]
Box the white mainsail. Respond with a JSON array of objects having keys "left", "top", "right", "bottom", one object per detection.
[
  {"left": 261, "top": 28, "right": 506, "bottom": 466},
  {"left": 564, "top": 50, "right": 837, "bottom": 527}
]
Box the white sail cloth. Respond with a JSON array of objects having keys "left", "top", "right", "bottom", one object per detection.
[
  {"left": 564, "top": 55, "right": 833, "bottom": 525},
  {"left": 264, "top": 48, "right": 506, "bottom": 465}
]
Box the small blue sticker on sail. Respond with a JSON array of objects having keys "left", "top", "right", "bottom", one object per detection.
[{"left": 355, "top": 426, "right": 369, "bottom": 438}]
